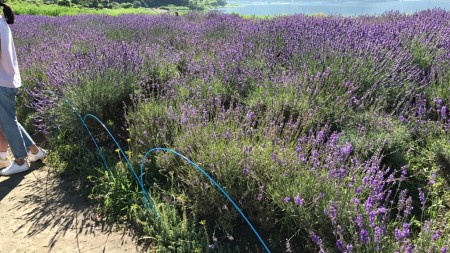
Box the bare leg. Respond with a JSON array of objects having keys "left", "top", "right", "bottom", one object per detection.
[
  {"left": 0, "top": 129, "right": 9, "bottom": 168},
  {"left": 0, "top": 128, "right": 8, "bottom": 152},
  {"left": 0, "top": 128, "right": 40, "bottom": 164},
  {"left": 28, "top": 145, "right": 40, "bottom": 155}
]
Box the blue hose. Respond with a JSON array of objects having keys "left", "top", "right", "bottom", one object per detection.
[
  {"left": 82, "top": 113, "right": 162, "bottom": 223},
  {"left": 140, "top": 148, "right": 271, "bottom": 253},
  {"left": 26, "top": 87, "right": 271, "bottom": 252}
]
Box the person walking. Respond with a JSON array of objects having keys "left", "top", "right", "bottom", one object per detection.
[{"left": 0, "top": 3, "right": 46, "bottom": 176}]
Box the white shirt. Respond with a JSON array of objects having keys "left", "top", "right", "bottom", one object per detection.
[{"left": 0, "top": 17, "right": 21, "bottom": 88}]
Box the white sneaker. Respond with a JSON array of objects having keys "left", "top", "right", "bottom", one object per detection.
[
  {"left": 28, "top": 148, "right": 47, "bottom": 162},
  {"left": 0, "top": 161, "right": 29, "bottom": 176},
  {"left": 0, "top": 158, "right": 10, "bottom": 168}
]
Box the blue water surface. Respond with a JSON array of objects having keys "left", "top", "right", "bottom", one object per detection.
[{"left": 216, "top": 0, "right": 450, "bottom": 16}]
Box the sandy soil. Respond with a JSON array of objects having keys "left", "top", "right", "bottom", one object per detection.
[{"left": 0, "top": 161, "right": 145, "bottom": 253}]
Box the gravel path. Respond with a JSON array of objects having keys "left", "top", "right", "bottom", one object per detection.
[{"left": 0, "top": 162, "right": 145, "bottom": 253}]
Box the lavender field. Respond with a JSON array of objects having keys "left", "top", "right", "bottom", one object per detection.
[{"left": 13, "top": 10, "right": 450, "bottom": 252}]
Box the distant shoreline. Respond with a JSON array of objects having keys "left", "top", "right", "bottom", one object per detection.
[{"left": 216, "top": 0, "right": 450, "bottom": 17}]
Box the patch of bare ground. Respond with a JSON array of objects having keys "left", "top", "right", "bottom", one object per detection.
[{"left": 0, "top": 162, "right": 146, "bottom": 253}]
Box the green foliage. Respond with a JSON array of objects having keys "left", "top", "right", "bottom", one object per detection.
[
  {"left": 110, "top": 1, "right": 121, "bottom": 8},
  {"left": 132, "top": 0, "right": 141, "bottom": 7},
  {"left": 8, "top": 0, "right": 225, "bottom": 15},
  {"left": 343, "top": 112, "right": 413, "bottom": 167},
  {"left": 91, "top": 162, "right": 142, "bottom": 221},
  {"left": 404, "top": 137, "right": 450, "bottom": 252},
  {"left": 409, "top": 37, "right": 435, "bottom": 71},
  {"left": 127, "top": 99, "right": 179, "bottom": 148},
  {"left": 90, "top": 157, "right": 225, "bottom": 251},
  {"left": 57, "top": 0, "right": 72, "bottom": 6},
  {"left": 120, "top": 2, "right": 132, "bottom": 8},
  {"left": 50, "top": 69, "right": 137, "bottom": 145},
  {"left": 17, "top": 11, "right": 450, "bottom": 252},
  {"left": 144, "top": 203, "right": 212, "bottom": 252},
  {"left": 10, "top": 1, "right": 165, "bottom": 15}
]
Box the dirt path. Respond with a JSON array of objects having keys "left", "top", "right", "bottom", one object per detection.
[{"left": 0, "top": 162, "right": 145, "bottom": 253}]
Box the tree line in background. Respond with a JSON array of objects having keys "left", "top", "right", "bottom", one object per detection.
[{"left": 10, "top": 0, "right": 226, "bottom": 11}]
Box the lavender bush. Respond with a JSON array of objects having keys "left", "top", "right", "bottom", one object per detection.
[{"left": 12, "top": 10, "right": 450, "bottom": 252}]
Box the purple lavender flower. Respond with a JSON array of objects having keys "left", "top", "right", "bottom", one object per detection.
[
  {"left": 399, "top": 114, "right": 408, "bottom": 123},
  {"left": 337, "top": 167, "right": 347, "bottom": 180},
  {"left": 309, "top": 231, "right": 322, "bottom": 246},
  {"left": 284, "top": 196, "right": 291, "bottom": 203},
  {"left": 336, "top": 239, "right": 346, "bottom": 252},
  {"left": 356, "top": 214, "right": 363, "bottom": 228},
  {"left": 441, "top": 106, "right": 447, "bottom": 120},
  {"left": 354, "top": 198, "right": 361, "bottom": 211},
  {"left": 400, "top": 166, "right": 408, "bottom": 181},
  {"left": 245, "top": 111, "right": 255, "bottom": 121},
  {"left": 340, "top": 142, "right": 353, "bottom": 158},
  {"left": 246, "top": 146, "right": 253, "bottom": 153},
  {"left": 347, "top": 244, "right": 353, "bottom": 252},
  {"left": 418, "top": 187, "right": 426, "bottom": 208},
  {"left": 360, "top": 229, "right": 369, "bottom": 245},
  {"left": 294, "top": 194, "right": 304, "bottom": 206},
  {"left": 243, "top": 164, "right": 250, "bottom": 175},
  {"left": 257, "top": 193, "right": 263, "bottom": 201},
  {"left": 397, "top": 189, "right": 408, "bottom": 212},
  {"left": 402, "top": 223, "right": 410, "bottom": 238},
  {"left": 435, "top": 98, "right": 443, "bottom": 107},
  {"left": 406, "top": 244, "right": 413, "bottom": 253},
  {"left": 432, "top": 229, "right": 441, "bottom": 241},
  {"left": 373, "top": 226, "right": 383, "bottom": 243},
  {"left": 394, "top": 228, "right": 402, "bottom": 241},
  {"left": 326, "top": 201, "right": 338, "bottom": 224},
  {"left": 369, "top": 210, "right": 377, "bottom": 227},
  {"left": 422, "top": 220, "right": 430, "bottom": 232},
  {"left": 181, "top": 113, "right": 188, "bottom": 124},
  {"left": 257, "top": 185, "right": 265, "bottom": 201},
  {"left": 404, "top": 196, "right": 413, "bottom": 216},
  {"left": 395, "top": 223, "right": 410, "bottom": 242},
  {"left": 225, "top": 131, "right": 230, "bottom": 140},
  {"left": 316, "top": 130, "right": 325, "bottom": 143},
  {"left": 429, "top": 173, "right": 436, "bottom": 185},
  {"left": 364, "top": 196, "right": 374, "bottom": 213},
  {"left": 271, "top": 153, "right": 278, "bottom": 162},
  {"left": 299, "top": 153, "right": 307, "bottom": 164}
]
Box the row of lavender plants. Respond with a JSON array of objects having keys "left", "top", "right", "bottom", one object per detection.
[{"left": 13, "top": 10, "right": 450, "bottom": 252}]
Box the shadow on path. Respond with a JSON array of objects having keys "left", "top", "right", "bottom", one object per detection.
[
  {"left": 0, "top": 162, "right": 144, "bottom": 252},
  {"left": 0, "top": 170, "right": 26, "bottom": 201}
]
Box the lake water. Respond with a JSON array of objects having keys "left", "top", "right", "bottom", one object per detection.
[{"left": 216, "top": 0, "right": 450, "bottom": 17}]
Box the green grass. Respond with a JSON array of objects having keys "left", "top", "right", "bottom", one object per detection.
[{"left": 10, "top": 1, "right": 167, "bottom": 16}]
